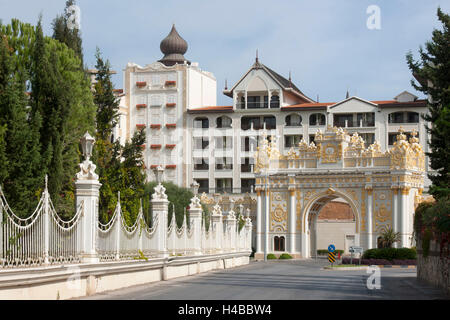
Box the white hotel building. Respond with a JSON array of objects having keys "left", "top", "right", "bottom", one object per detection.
[{"left": 120, "top": 26, "right": 430, "bottom": 196}]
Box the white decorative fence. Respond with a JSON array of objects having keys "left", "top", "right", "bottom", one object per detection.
[{"left": 0, "top": 178, "right": 252, "bottom": 269}]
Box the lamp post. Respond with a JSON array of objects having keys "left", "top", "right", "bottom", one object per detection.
[
  {"left": 264, "top": 169, "right": 269, "bottom": 262},
  {"left": 191, "top": 180, "right": 200, "bottom": 196},
  {"left": 80, "top": 132, "right": 95, "bottom": 161},
  {"left": 153, "top": 165, "right": 164, "bottom": 185}
]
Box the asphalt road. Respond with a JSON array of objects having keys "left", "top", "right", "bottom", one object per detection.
[{"left": 81, "top": 259, "right": 447, "bottom": 300}]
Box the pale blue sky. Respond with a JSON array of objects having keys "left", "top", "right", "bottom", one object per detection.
[{"left": 1, "top": 0, "right": 448, "bottom": 105}]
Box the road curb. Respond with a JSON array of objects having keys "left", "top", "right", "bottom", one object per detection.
[{"left": 323, "top": 265, "right": 416, "bottom": 270}]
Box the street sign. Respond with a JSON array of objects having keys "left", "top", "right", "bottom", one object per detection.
[
  {"left": 328, "top": 244, "right": 336, "bottom": 253},
  {"left": 328, "top": 252, "right": 336, "bottom": 263},
  {"left": 349, "top": 246, "right": 364, "bottom": 254}
]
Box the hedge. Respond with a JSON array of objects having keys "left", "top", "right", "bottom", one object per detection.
[
  {"left": 279, "top": 253, "right": 293, "bottom": 259},
  {"left": 362, "top": 248, "right": 416, "bottom": 260},
  {"left": 341, "top": 257, "right": 417, "bottom": 266},
  {"left": 267, "top": 254, "right": 277, "bottom": 260}
]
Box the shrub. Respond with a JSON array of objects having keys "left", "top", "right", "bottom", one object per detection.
[
  {"left": 279, "top": 253, "right": 293, "bottom": 259},
  {"left": 267, "top": 253, "right": 277, "bottom": 260},
  {"left": 362, "top": 248, "right": 416, "bottom": 261}
]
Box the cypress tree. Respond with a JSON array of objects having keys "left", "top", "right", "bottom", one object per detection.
[
  {"left": 52, "top": 0, "right": 84, "bottom": 67},
  {"left": 0, "top": 30, "right": 43, "bottom": 216},
  {"left": 406, "top": 7, "right": 450, "bottom": 199}
]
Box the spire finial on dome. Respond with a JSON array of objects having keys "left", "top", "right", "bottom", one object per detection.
[{"left": 158, "top": 25, "right": 190, "bottom": 67}]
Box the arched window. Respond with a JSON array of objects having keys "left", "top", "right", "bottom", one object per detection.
[
  {"left": 270, "top": 95, "right": 280, "bottom": 108},
  {"left": 285, "top": 114, "right": 302, "bottom": 127},
  {"left": 310, "top": 113, "right": 326, "bottom": 126},
  {"left": 274, "top": 236, "right": 286, "bottom": 251},
  {"left": 216, "top": 116, "right": 232, "bottom": 128},
  {"left": 194, "top": 117, "right": 209, "bottom": 129}
]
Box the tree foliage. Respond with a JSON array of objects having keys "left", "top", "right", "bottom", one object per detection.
[
  {"left": 0, "top": 18, "right": 95, "bottom": 217},
  {"left": 52, "top": 0, "right": 84, "bottom": 67},
  {"left": 93, "top": 49, "right": 147, "bottom": 226},
  {"left": 406, "top": 7, "right": 450, "bottom": 199}
]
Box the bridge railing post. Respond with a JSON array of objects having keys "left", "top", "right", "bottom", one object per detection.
[
  {"left": 211, "top": 204, "right": 222, "bottom": 254},
  {"left": 188, "top": 195, "right": 203, "bottom": 255},
  {"left": 225, "top": 210, "right": 237, "bottom": 253},
  {"left": 151, "top": 183, "right": 169, "bottom": 258}
]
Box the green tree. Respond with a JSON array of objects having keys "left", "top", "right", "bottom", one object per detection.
[
  {"left": 0, "top": 29, "right": 43, "bottom": 216},
  {"left": 144, "top": 182, "right": 193, "bottom": 228},
  {"left": 1, "top": 18, "right": 95, "bottom": 218},
  {"left": 30, "top": 18, "right": 96, "bottom": 217},
  {"left": 407, "top": 7, "right": 450, "bottom": 199},
  {"left": 378, "top": 227, "right": 401, "bottom": 248},
  {"left": 94, "top": 48, "right": 119, "bottom": 142},
  {"left": 52, "top": 0, "right": 84, "bottom": 67}
]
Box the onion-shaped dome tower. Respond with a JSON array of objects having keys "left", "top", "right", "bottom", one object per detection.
[{"left": 158, "top": 24, "right": 191, "bottom": 66}]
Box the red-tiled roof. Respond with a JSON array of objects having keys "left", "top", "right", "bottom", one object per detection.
[{"left": 187, "top": 106, "right": 233, "bottom": 113}]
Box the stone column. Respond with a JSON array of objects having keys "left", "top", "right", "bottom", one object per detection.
[
  {"left": 289, "top": 189, "right": 296, "bottom": 254},
  {"left": 256, "top": 190, "right": 262, "bottom": 255},
  {"left": 264, "top": 187, "right": 270, "bottom": 259},
  {"left": 366, "top": 188, "right": 373, "bottom": 249},
  {"left": 392, "top": 187, "right": 399, "bottom": 248},
  {"left": 399, "top": 187, "right": 410, "bottom": 248},
  {"left": 211, "top": 204, "right": 223, "bottom": 253},
  {"left": 188, "top": 195, "right": 203, "bottom": 255},
  {"left": 151, "top": 184, "right": 169, "bottom": 258}
]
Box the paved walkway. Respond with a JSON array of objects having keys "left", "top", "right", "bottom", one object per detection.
[{"left": 81, "top": 259, "right": 448, "bottom": 300}]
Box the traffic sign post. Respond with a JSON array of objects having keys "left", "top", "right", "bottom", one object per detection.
[
  {"left": 328, "top": 244, "right": 336, "bottom": 267},
  {"left": 349, "top": 246, "right": 364, "bottom": 265}
]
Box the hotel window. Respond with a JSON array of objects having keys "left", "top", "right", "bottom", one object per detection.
[
  {"left": 196, "top": 179, "right": 209, "bottom": 194},
  {"left": 216, "top": 178, "right": 233, "bottom": 193},
  {"left": 215, "top": 157, "right": 233, "bottom": 170},
  {"left": 150, "top": 95, "right": 161, "bottom": 107},
  {"left": 270, "top": 95, "right": 280, "bottom": 108},
  {"left": 215, "top": 136, "right": 233, "bottom": 150},
  {"left": 285, "top": 114, "right": 302, "bottom": 127},
  {"left": 216, "top": 116, "right": 232, "bottom": 128},
  {"left": 359, "top": 133, "right": 375, "bottom": 147},
  {"left": 194, "top": 137, "right": 209, "bottom": 150},
  {"left": 241, "top": 158, "right": 253, "bottom": 173},
  {"left": 151, "top": 74, "right": 160, "bottom": 86},
  {"left": 274, "top": 236, "right": 285, "bottom": 252},
  {"left": 242, "top": 136, "right": 258, "bottom": 152},
  {"left": 194, "top": 158, "right": 209, "bottom": 171},
  {"left": 285, "top": 135, "right": 303, "bottom": 148},
  {"left": 194, "top": 117, "right": 209, "bottom": 129},
  {"left": 263, "top": 116, "right": 276, "bottom": 130},
  {"left": 388, "top": 112, "right": 420, "bottom": 124},
  {"left": 357, "top": 113, "right": 375, "bottom": 127},
  {"left": 247, "top": 96, "right": 261, "bottom": 109},
  {"left": 309, "top": 135, "right": 316, "bottom": 144},
  {"left": 241, "top": 117, "right": 261, "bottom": 130},
  {"left": 241, "top": 179, "right": 255, "bottom": 194},
  {"left": 310, "top": 113, "right": 326, "bottom": 126},
  {"left": 333, "top": 114, "right": 353, "bottom": 127}
]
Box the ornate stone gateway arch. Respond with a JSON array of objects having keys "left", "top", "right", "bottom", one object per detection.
[{"left": 254, "top": 126, "right": 425, "bottom": 259}]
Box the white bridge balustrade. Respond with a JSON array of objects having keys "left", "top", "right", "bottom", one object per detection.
[
  {"left": 0, "top": 134, "right": 252, "bottom": 269},
  {"left": 0, "top": 182, "right": 252, "bottom": 268}
]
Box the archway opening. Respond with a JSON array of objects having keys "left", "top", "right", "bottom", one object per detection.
[{"left": 307, "top": 196, "right": 357, "bottom": 257}]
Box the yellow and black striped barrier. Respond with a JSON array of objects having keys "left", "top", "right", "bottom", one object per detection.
[{"left": 328, "top": 252, "right": 336, "bottom": 263}]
